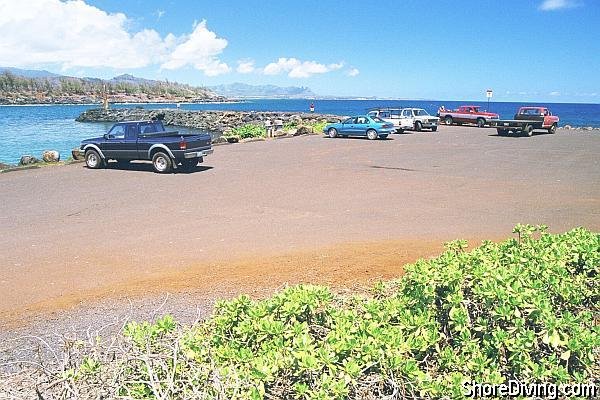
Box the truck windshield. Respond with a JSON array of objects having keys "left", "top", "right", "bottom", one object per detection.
[
  {"left": 370, "top": 116, "right": 386, "bottom": 123},
  {"left": 520, "top": 109, "right": 541, "bottom": 116},
  {"left": 414, "top": 109, "right": 430, "bottom": 116},
  {"left": 139, "top": 122, "right": 165, "bottom": 134}
]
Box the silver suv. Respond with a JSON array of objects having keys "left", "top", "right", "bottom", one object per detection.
[{"left": 368, "top": 108, "right": 439, "bottom": 133}]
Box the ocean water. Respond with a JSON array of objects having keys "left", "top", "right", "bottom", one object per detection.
[{"left": 0, "top": 100, "right": 598, "bottom": 164}]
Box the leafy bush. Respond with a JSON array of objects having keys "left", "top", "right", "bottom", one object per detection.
[
  {"left": 229, "top": 124, "right": 266, "bottom": 139},
  {"left": 8, "top": 226, "right": 599, "bottom": 399}
]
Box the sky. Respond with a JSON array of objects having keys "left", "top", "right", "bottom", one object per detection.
[{"left": 0, "top": 0, "right": 598, "bottom": 103}]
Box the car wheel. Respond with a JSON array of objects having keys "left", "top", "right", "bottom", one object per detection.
[
  {"left": 477, "top": 118, "right": 486, "bottom": 128},
  {"left": 182, "top": 158, "right": 199, "bottom": 170},
  {"left": 152, "top": 151, "right": 173, "bottom": 173},
  {"left": 85, "top": 149, "right": 104, "bottom": 169},
  {"left": 431, "top": 126, "right": 438, "bottom": 132},
  {"left": 366, "top": 129, "right": 378, "bottom": 140},
  {"left": 327, "top": 128, "right": 338, "bottom": 138},
  {"left": 548, "top": 124, "right": 557, "bottom": 134},
  {"left": 379, "top": 134, "right": 388, "bottom": 139},
  {"left": 414, "top": 121, "right": 422, "bottom": 132},
  {"left": 523, "top": 125, "right": 533, "bottom": 137},
  {"left": 445, "top": 116, "right": 453, "bottom": 125}
]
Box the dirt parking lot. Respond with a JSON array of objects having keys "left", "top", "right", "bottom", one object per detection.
[{"left": 1, "top": 125, "right": 599, "bottom": 327}]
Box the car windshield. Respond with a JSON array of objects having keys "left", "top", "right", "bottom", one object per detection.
[
  {"left": 370, "top": 116, "right": 385, "bottom": 123},
  {"left": 413, "top": 109, "right": 430, "bottom": 116}
]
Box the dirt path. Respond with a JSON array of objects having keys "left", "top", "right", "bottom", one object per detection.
[{"left": 1, "top": 126, "right": 599, "bottom": 329}]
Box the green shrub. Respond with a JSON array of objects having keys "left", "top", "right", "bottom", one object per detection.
[
  {"left": 229, "top": 124, "right": 266, "bottom": 139},
  {"left": 23, "top": 226, "right": 600, "bottom": 399}
]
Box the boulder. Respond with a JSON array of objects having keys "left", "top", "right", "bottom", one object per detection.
[
  {"left": 295, "top": 126, "right": 314, "bottom": 136},
  {"left": 71, "top": 147, "right": 85, "bottom": 161},
  {"left": 273, "top": 130, "right": 288, "bottom": 137},
  {"left": 42, "top": 150, "right": 60, "bottom": 163},
  {"left": 225, "top": 135, "right": 240, "bottom": 143},
  {"left": 211, "top": 136, "right": 228, "bottom": 144},
  {"left": 563, "top": 124, "right": 572, "bottom": 129},
  {"left": 19, "top": 155, "right": 40, "bottom": 165}
]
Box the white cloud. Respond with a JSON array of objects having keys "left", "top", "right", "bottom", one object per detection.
[
  {"left": 161, "top": 20, "right": 230, "bottom": 75},
  {"left": 539, "top": 0, "right": 580, "bottom": 10},
  {"left": 346, "top": 67, "right": 359, "bottom": 77},
  {"left": 550, "top": 91, "right": 560, "bottom": 96},
  {"left": 0, "top": 0, "right": 230, "bottom": 76},
  {"left": 263, "top": 58, "right": 343, "bottom": 78},
  {"left": 236, "top": 59, "right": 255, "bottom": 74}
]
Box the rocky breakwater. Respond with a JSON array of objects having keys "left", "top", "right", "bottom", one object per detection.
[{"left": 76, "top": 108, "right": 344, "bottom": 134}]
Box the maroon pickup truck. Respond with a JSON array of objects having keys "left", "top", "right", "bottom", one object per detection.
[
  {"left": 492, "top": 107, "right": 559, "bottom": 137},
  {"left": 441, "top": 105, "right": 499, "bottom": 128}
]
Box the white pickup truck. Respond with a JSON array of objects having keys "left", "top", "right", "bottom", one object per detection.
[{"left": 367, "top": 108, "right": 439, "bottom": 133}]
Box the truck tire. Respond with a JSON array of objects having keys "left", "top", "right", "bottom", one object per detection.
[
  {"left": 477, "top": 118, "right": 486, "bottom": 128},
  {"left": 431, "top": 126, "right": 438, "bottom": 132},
  {"left": 327, "top": 128, "right": 338, "bottom": 138},
  {"left": 445, "top": 116, "right": 453, "bottom": 125},
  {"left": 414, "top": 121, "right": 423, "bottom": 132},
  {"left": 523, "top": 125, "right": 533, "bottom": 137},
  {"left": 85, "top": 149, "right": 104, "bottom": 169},
  {"left": 152, "top": 151, "right": 173, "bottom": 173},
  {"left": 548, "top": 124, "right": 557, "bottom": 134},
  {"left": 366, "top": 129, "right": 378, "bottom": 140},
  {"left": 497, "top": 128, "right": 508, "bottom": 136}
]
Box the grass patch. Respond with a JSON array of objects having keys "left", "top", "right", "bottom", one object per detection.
[
  {"left": 226, "top": 124, "right": 266, "bottom": 139},
  {"left": 2, "top": 226, "right": 598, "bottom": 399}
]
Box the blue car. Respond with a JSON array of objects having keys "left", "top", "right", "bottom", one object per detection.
[{"left": 323, "top": 115, "right": 395, "bottom": 140}]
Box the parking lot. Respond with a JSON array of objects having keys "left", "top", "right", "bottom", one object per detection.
[{"left": 1, "top": 125, "right": 599, "bottom": 325}]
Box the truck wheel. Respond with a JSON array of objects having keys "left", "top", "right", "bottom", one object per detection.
[
  {"left": 431, "top": 126, "right": 438, "bottom": 132},
  {"left": 414, "top": 121, "right": 423, "bottom": 132},
  {"left": 548, "top": 124, "right": 557, "bottom": 134},
  {"left": 396, "top": 128, "right": 404, "bottom": 134},
  {"left": 445, "top": 116, "right": 453, "bottom": 125},
  {"left": 523, "top": 125, "right": 533, "bottom": 137},
  {"left": 477, "top": 118, "right": 486, "bottom": 128},
  {"left": 497, "top": 128, "right": 508, "bottom": 136},
  {"left": 366, "top": 129, "right": 378, "bottom": 140},
  {"left": 152, "top": 151, "right": 173, "bottom": 173},
  {"left": 85, "top": 149, "right": 104, "bottom": 169},
  {"left": 327, "top": 128, "right": 338, "bottom": 138}
]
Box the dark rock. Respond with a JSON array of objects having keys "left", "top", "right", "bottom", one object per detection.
[
  {"left": 211, "top": 136, "right": 228, "bottom": 144},
  {"left": 225, "top": 136, "right": 240, "bottom": 143},
  {"left": 72, "top": 147, "right": 85, "bottom": 161},
  {"left": 295, "top": 126, "right": 314, "bottom": 136},
  {"left": 42, "top": 150, "right": 60, "bottom": 163},
  {"left": 19, "top": 155, "right": 40, "bottom": 165}
]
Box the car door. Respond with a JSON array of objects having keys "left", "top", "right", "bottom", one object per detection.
[
  {"left": 354, "top": 116, "right": 369, "bottom": 135},
  {"left": 102, "top": 124, "right": 127, "bottom": 159},
  {"left": 340, "top": 117, "right": 355, "bottom": 135},
  {"left": 123, "top": 124, "right": 139, "bottom": 159},
  {"left": 400, "top": 109, "right": 413, "bottom": 129}
]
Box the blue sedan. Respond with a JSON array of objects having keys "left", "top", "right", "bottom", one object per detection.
[{"left": 323, "top": 115, "right": 395, "bottom": 140}]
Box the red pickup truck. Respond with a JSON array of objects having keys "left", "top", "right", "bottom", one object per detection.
[
  {"left": 440, "top": 105, "right": 499, "bottom": 128},
  {"left": 492, "top": 107, "right": 559, "bottom": 137}
]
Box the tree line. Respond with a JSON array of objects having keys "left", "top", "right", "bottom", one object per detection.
[{"left": 0, "top": 71, "right": 214, "bottom": 98}]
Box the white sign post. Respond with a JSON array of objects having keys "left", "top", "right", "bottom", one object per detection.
[{"left": 486, "top": 89, "right": 493, "bottom": 111}]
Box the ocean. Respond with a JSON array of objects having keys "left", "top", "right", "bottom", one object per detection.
[{"left": 0, "top": 99, "right": 598, "bottom": 164}]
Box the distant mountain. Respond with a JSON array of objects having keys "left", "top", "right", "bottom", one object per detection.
[
  {"left": 208, "top": 82, "right": 317, "bottom": 98},
  {"left": 0, "top": 67, "right": 62, "bottom": 78}
]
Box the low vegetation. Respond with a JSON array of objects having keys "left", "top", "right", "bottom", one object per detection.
[
  {"left": 1, "top": 226, "right": 598, "bottom": 399},
  {"left": 227, "top": 124, "right": 267, "bottom": 139}
]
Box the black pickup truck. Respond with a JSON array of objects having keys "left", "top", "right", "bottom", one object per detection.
[{"left": 80, "top": 120, "right": 213, "bottom": 173}]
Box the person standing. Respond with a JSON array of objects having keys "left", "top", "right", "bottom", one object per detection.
[{"left": 309, "top": 102, "right": 315, "bottom": 113}]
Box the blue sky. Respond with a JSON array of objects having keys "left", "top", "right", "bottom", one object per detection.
[{"left": 0, "top": 0, "right": 598, "bottom": 102}]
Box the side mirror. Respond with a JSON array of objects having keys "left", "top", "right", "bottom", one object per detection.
[{"left": 103, "top": 133, "right": 109, "bottom": 139}]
